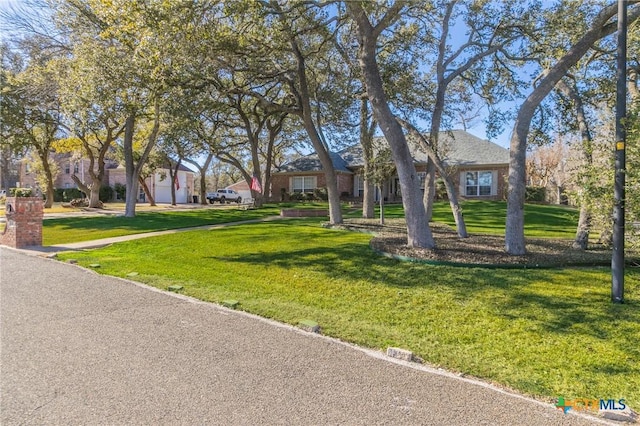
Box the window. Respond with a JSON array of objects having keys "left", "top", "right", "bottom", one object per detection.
[
  {"left": 292, "top": 176, "right": 316, "bottom": 193},
  {"left": 465, "top": 171, "right": 493, "bottom": 196},
  {"left": 65, "top": 164, "right": 70, "bottom": 174},
  {"left": 74, "top": 163, "right": 79, "bottom": 174},
  {"left": 417, "top": 172, "right": 426, "bottom": 189}
]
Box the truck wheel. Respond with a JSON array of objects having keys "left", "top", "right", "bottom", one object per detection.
[
  {"left": 208, "top": 199, "right": 214, "bottom": 204},
  {"left": 219, "top": 197, "right": 226, "bottom": 204},
  {"left": 236, "top": 197, "right": 242, "bottom": 203}
]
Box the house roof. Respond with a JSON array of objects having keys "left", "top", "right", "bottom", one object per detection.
[
  {"left": 227, "top": 180, "right": 250, "bottom": 191},
  {"left": 277, "top": 130, "right": 509, "bottom": 173},
  {"left": 420, "top": 130, "right": 510, "bottom": 166},
  {"left": 111, "top": 163, "right": 196, "bottom": 173},
  {"left": 278, "top": 151, "right": 352, "bottom": 173},
  {"left": 177, "top": 163, "right": 196, "bottom": 173}
]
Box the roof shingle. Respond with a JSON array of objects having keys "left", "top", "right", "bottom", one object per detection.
[{"left": 278, "top": 130, "right": 508, "bottom": 173}]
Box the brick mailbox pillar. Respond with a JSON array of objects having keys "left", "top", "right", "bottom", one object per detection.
[{"left": 1, "top": 197, "right": 44, "bottom": 248}]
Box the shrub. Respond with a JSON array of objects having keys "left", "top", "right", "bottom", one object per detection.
[
  {"left": 288, "top": 192, "right": 302, "bottom": 201},
  {"left": 313, "top": 187, "right": 328, "bottom": 201},
  {"left": 9, "top": 188, "right": 33, "bottom": 197},
  {"left": 100, "top": 185, "right": 114, "bottom": 202},
  {"left": 54, "top": 188, "right": 85, "bottom": 201},
  {"left": 54, "top": 189, "right": 64, "bottom": 202},
  {"left": 66, "top": 188, "right": 84, "bottom": 201},
  {"left": 114, "top": 183, "right": 126, "bottom": 200},
  {"left": 526, "top": 186, "right": 546, "bottom": 203},
  {"left": 435, "top": 178, "right": 448, "bottom": 200}
]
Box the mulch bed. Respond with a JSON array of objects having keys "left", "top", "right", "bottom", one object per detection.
[{"left": 328, "top": 219, "right": 630, "bottom": 268}]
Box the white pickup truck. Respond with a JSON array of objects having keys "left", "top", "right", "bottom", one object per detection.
[{"left": 206, "top": 189, "right": 242, "bottom": 204}]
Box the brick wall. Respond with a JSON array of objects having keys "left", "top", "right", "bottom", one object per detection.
[
  {"left": 268, "top": 172, "right": 354, "bottom": 201},
  {"left": 0, "top": 197, "right": 44, "bottom": 248}
]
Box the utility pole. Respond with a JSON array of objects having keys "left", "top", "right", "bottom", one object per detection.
[{"left": 612, "top": 0, "right": 627, "bottom": 304}]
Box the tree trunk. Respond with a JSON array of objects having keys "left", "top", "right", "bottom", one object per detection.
[
  {"left": 264, "top": 114, "right": 286, "bottom": 206},
  {"left": 363, "top": 179, "right": 375, "bottom": 219},
  {"left": 268, "top": 4, "right": 343, "bottom": 223},
  {"left": 123, "top": 114, "right": 138, "bottom": 217},
  {"left": 379, "top": 185, "right": 385, "bottom": 225},
  {"left": 290, "top": 40, "right": 343, "bottom": 224},
  {"left": 505, "top": 2, "right": 625, "bottom": 255},
  {"left": 88, "top": 183, "right": 100, "bottom": 207},
  {"left": 573, "top": 205, "right": 591, "bottom": 250},
  {"left": 200, "top": 171, "right": 208, "bottom": 205},
  {"left": 70, "top": 174, "right": 101, "bottom": 208},
  {"left": 423, "top": 158, "right": 436, "bottom": 222},
  {"left": 423, "top": 79, "right": 447, "bottom": 223},
  {"left": 168, "top": 160, "right": 181, "bottom": 206},
  {"left": 138, "top": 176, "right": 155, "bottom": 206},
  {"left": 360, "top": 98, "right": 376, "bottom": 219},
  {"left": 348, "top": 4, "right": 434, "bottom": 248},
  {"left": 201, "top": 153, "right": 214, "bottom": 205},
  {"left": 184, "top": 154, "right": 213, "bottom": 205},
  {"left": 37, "top": 148, "right": 55, "bottom": 208},
  {"left": 556, "top": 78, "right": 594, "bottom": 250},
  {"left": 123, "top": 101, "right": 161, "bottom": 217},
  {"left": 75, "top": 124, "right": 120, "bottom": 209},
  {"left": 443, "top": 177, "right": 468, "bottom": 238},
  {"left": 398, "top": 118, "right": 468, "bottom": 238}
]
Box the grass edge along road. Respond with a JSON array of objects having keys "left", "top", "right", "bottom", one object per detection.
[{"left": 56, "top": 218, "right": 639, "bottom": 412}]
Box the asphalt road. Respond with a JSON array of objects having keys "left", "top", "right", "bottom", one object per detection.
[{"left": 1, "top": 247, "right": 608, "bottom": 425}]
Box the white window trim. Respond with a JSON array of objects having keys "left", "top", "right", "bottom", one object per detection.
[
  {"left": 462, "top": 170, "right": 494, "bottom": 197},
  {"left": 417, "top": 172, "right": 426, "bottom": 189},
  {"left": 290, "top": 175, "right": 317, "bottom": 193},
  {"left": 355, "top": 174, "right": 366, "bottom": 197}
]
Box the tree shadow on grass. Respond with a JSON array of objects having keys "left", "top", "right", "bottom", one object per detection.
[
  {"left": 196, "top": 220, "right": 639, "bottom": 335},
  {"left": 213, "top": 228, "right": 639, "bottom": 346}
]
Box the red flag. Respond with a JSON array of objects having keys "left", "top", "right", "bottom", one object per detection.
[
  {"left": 174, "top": 174, "right": 180, "bottom": 190},
  {"left": 250, "top": 176, "right": 262, "bottom": 193}
]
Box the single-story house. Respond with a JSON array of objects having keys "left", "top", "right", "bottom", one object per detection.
[{"left": 269, "top": 130, "right": 510, "bottom": 201}]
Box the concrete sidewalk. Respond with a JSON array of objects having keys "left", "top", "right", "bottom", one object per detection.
[{"left": 0, "top": 247, "right": 607, "bottom": 425}]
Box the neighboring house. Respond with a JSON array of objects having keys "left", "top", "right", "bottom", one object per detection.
[
  {"left": 19, "top": 154, "right": 197, "bottom": 204},
  {"left": 106, "top": 164, "right": 196, "bottom": 204},
  {"left": 226, "top": 180, "right": 252, "bottom": 201},
  {"left": 270, "top": 130, "right": 510, "bottom": 201},
  {"left": 18, "top": 154, "right": 108, "bottom": 191}
]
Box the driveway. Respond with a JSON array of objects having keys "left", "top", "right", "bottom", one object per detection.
[{"left": 0, "top": 247, "right": 606, "bottom": 425}]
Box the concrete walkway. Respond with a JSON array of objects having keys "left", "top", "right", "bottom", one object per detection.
[{"left": 0, "top": 247, "right": 608, "bottom": 425}]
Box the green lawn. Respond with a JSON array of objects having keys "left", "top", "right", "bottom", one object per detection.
[
  {"left": 56, "top": 217, "right": 639, "bottom": 410},
  {"left": 376, "top": 200, "right": 579, "bottom": 238},
  {"left": 42, "top": 205, "right": 283, "bottom": 245},
  {"left": 43, "top": 200, "right": 578, "bottom": 246}
]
